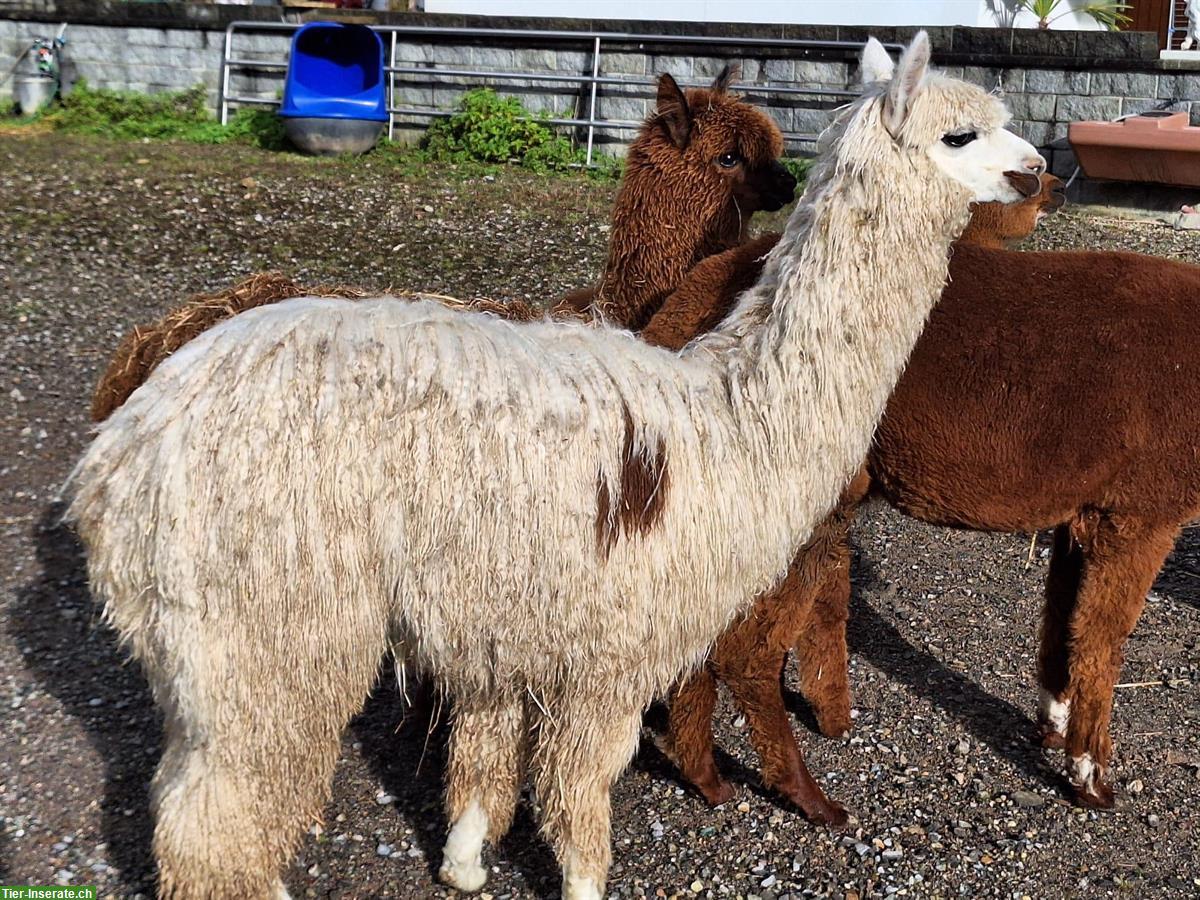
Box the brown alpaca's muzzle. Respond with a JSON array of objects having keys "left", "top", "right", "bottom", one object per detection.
[
  {"left": 759, "top": 161, "right": 799, "bottom": 212},
  {"left": 1004, "top": 170, "right": 1042, "bottom": 199},
  {"left": 1046, "top": 175, "right": 1067, "bottom": 211}
]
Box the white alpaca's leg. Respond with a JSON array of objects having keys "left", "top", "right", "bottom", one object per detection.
[
  {"left": 146, "top": 584, "right": 385, "bottom": 899},
  {"left": 1184, "top": 35, "right": 1196, "bottom": 50},
  {"left": 439, "top": 798, "right": 490, "bottom": 892},
  {"left": 563, "top": 848, "right": 604, "bottom": 900},
  {"left": 530, "top": 698, "right": 642, "bottom": 898},
  {"left": 440, "top": 694, "right": 528, "bottom": 892}
]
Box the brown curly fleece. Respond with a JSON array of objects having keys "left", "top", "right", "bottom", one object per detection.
[{"left": 560, "top": 65, "right": 795, "bottom": 329}]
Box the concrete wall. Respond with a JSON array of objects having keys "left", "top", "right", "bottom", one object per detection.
[{"left": 3, "top": 2, "right": 1200, "bottom": 175}]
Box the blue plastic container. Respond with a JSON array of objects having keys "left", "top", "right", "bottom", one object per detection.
[{"left": 279, "top": 22, "right": 388, "bottom": 155}]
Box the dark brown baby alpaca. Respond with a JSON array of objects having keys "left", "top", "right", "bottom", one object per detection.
[
  {"left": 90, "top": 67, "right": 794, "bottom": 422},
  {"left": 558, "top": 65, "right": 795, "bottom": 329}
]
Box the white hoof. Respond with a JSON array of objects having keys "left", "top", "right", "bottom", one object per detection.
[
  {"left": 1070, "top": 752, "right": 1098, "bottom": 793},
  {"left": 439, "top": 799, "right": 489, "bottom": 893},
  {"left": 1038, "top": 688, "right": 1070, "bottom": 737},
  {"left": 439, "top": 857, "right": 488, "bottom": 893}
]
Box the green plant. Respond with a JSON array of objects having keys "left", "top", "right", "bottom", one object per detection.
[
  {"left": 49, "top": 82, "right": 219, "bottom": 140},
  {"left": 43, "top": 82, "right": 288, "bottom": 148},
  {"left": 781, "top": 156, "right": 814, "bottom": 186},
  {"left": 1016, "top": 0, "right": 1130, "bottom": 31},
  {"left": 18, "top": 81, "right": 621, "bottom": 179},
  {"left": 423, "top": 88, "right": 607, "bottom": 175},
  {"left": 221, "top": 105, "right": 289, "bottom": 150}
]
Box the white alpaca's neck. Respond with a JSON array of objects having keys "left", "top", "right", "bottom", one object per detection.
[{"left": 685, "top": 97, "right": 971, "bottom": 575}]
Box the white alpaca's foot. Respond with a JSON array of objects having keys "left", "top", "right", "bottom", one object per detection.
[
  {"left": 438, "top": 800, "right": 489, "bottom": 893},
  {"left": 563, "top": 874, "right": 602, "bottom": 900},
  {"left": 1183, "top": 37, "right": 1195, "bottom": 50}
]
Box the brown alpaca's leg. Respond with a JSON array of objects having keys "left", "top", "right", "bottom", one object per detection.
[
  {"left": 794, "top": 536, "right": 854, "bottom": 738},
  {"left": 440, "top": 693, "right": 528, "bottom": 892},
  {"left": 794, "top": 476, "right": 868, "bottom": 738},
  {"left": 666, "top": 666, "right": 735, "bottom": 806},
  {"left": 1062, "top": 516, "right": 1177, "bottom": 809},
  {"left": 1037, "top": 523, "right": 1082, "bottom": 750},
  {"left": 723, "top": 662, "right": 848, "bottom": 826},
  {"left": 530, "top": 698, "right": 642, "bottom": 899}
]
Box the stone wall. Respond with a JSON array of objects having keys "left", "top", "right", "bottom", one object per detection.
[{"left": 3, "top": 1, "right": 1200, "bottom": 174}]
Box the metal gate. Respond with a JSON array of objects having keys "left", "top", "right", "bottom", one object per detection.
[{"left": 218, "top": 20, "right": 883, "bottom": 164}]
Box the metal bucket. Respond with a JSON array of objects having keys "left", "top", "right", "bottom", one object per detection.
[
  {"left": 282, "top": 117, "right": 384, "bottom": 156},
  {"left": 14, "top": 75, "right": 55, "bottom": 115}
]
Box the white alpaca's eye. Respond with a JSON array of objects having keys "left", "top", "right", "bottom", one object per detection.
[
  {"left": 941, "top": 131, "right": 978, "bottom": 148},
  {"left": 717, "top": 152, "right": 741, "bottom": 168}
]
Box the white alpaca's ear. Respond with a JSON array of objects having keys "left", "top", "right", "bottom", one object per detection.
[
  {"left": 883, "top": 31, "right": 931, "bottom": 137},
  {"left": 860, "top": 37, "right": 895, "bottom": 84}
]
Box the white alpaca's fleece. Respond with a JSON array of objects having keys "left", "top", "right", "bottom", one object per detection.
[{"left": 66, "top": 34, "right": 1040, "bottom": 898}]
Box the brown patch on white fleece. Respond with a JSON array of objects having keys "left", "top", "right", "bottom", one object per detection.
[{"left": 595, "top": 406, "right": 669, "bottom": 557}]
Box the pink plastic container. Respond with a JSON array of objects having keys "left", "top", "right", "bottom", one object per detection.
[{"left": 1069, "top": 111, "right": 1200, "bottom": 188}]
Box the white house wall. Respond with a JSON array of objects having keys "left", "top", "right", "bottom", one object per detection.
[
  {"left": 424, "top": 0, "right": 985, "bottom": 27},
  {"left": 423, "top": 0, "right": 1104, "bottom": 29}
]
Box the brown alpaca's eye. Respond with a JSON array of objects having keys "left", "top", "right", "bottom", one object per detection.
[
  {"left": 941, "top": 131, "right": 978, "bottom": 148},
  {"left": 717, "top": 152, "right": 741, "bottom": 168}
]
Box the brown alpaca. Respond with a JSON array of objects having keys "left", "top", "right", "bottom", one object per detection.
[
  {"left": 90, "top": 67, "right": 793, "bottom": 423},
  {"left": 557, "top": 66, "right": 795, "bottom": 328},
  {"left": 655, "top": 176, "right": 1097, "bottom": 817}
]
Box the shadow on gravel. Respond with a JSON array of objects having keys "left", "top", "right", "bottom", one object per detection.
[
  {"left": 351, "top": 680, "right": 562, "bottom": 899},
  {"left": 0, "top": 830, "right": 12, "bottom": 882},
  {"left": 1153, "top": 526, "right": 1200, "bottom": 611},
  {"left": 637, "top": 702, "right": 766, "bottom": 800},
  {"left": 8, "top": 504, "right": 159, "bottom": 894},
  {"left": 837, "top": 554, "right": 1057, "bottom": 790}
]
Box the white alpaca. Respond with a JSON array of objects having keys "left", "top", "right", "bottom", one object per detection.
[
  {"left": 1183, "top": 0, "right": 1200, "bottom": 50},
  {"left": 67, "top": 35, "right": 1042, "bottom": 900}
]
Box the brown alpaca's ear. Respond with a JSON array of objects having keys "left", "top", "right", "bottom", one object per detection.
[
  {"left": 655, "top": 74, "right": 692, "bottom": 148},
  {"left": 710, "top": 63, "right": 741, "bottom": 93}
]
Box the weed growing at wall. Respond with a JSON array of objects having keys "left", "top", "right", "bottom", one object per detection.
[
  {"left": 36, "top": 82, "right": 288, "bottom": 149},
  {"left": 423, "top": 88, "right": 620, "bottom": 178},
  {"left": 781, "top": 156, "right": 814, "bottom": 186}
]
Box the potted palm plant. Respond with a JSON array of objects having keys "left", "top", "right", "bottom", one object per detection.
[{"left": 1015, "top": 0, "right": 1131, "bottom": 30}]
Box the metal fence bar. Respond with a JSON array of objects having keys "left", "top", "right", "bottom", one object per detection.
[
  {"left": 219, "top": 19, "right": 883, "bottom": 154},
  {"left": 222, "top": 18, "right": 888, "bottom": 50},
  {"left": 586, "top": 36, "right": 601, "bottom": 166},
  {"left": 384, "top": 65, "right": 857, "bottom": 98},
  {"left": 220, "top": 93, "right": 822, "bottom": 144},
  {"left": 218, "top": 24, "right": 234, "bottom": 125},
  {"left": 388, "top": 31, "right": 397, "bottom": 141}
]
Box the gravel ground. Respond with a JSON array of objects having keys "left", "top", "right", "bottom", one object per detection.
[{"left": 2, "top": 133, "right": 1199, "bottom": 900}]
